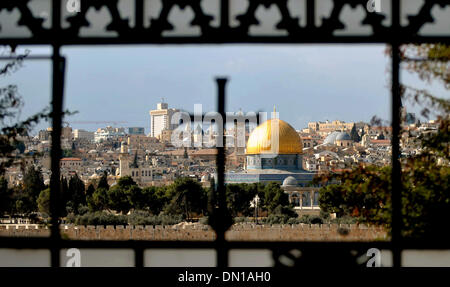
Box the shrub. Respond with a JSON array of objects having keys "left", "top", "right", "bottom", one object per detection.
[
  {"left": 331, "top": 215, "right": 357, "bottom": 224},
  {"left": 310, "top": 216, "right": 323, "bottom": 224},
  {"left": 233, "top": 217, "right": 252, "bottom": 223},
  {"left": 294, "top": 214, "right": 323, "bottom": 224},
  {"left": 77, "top": 205, "right": 89, "bottom": 215},
  {"left": 262, "top": 214, "right": 291, "bottom": 224},
  {"left": 272, "top": 204, "right": 298, "bottom": 218},
  {"left": 68, "top": 211, "right": 128, "bottom": 226},
  {"left": 128, "top": 211, "right": 183, "bottom": 226},
  {"left": 66, "top": 210, "right": 185, "bottom": 226},
  {"left": 127, "top": 210, "right": 152, "bottom": 225},
  {"left": 287, "top": 217, "right": 300, "bottom": 225}
]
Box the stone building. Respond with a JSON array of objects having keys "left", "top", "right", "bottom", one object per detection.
[{"left": 308, "top": 120, "right": 354, "bottom": 133}]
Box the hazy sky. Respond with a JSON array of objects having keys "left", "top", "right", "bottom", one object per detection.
[{"left": 1, "top": 44, "right": 448, "bottom": 135}]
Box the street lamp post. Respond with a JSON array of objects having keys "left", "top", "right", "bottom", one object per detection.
[{"left": 251, "top": 194, "right": 260, "bottom": 225}]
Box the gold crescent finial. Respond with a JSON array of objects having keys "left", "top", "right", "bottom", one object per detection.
[{"left": 273, "top": 105, "right": 276, "bottom": 113}]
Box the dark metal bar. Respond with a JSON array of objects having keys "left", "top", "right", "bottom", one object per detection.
[
  {"left": 49, "top": 0, "right": 63, "bottom": 268},
  {"left": 134, "top": 247, "right": 144, "bottom": 268},
  {"left": 215, "top": 77, "right": 228, "bottom": 267},
  {"left": 49, "top": 53, "right": 65, "bottom": 268},
  {"left": 135, "top": 0, "right": 144, "bottom": 30},
  {"left": 391, "top": 0, "right": 402, "bottom": 269},
  {"left": 220, "top": 0, "right": 229, "bottom": 30},
  {"left": 132, "top": 4, "right": 144, "bottom": 269},
  {"left": 306, "top": 0, "right": 315, "bottom": 28}
]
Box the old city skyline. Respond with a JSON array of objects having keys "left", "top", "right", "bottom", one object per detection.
[{"left": 7, "top": 44, "right": 444, "bottom": 135}]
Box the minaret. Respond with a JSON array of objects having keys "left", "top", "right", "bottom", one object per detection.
[{"left": 119, "top": 141, "right": 130, "bottom": 176}]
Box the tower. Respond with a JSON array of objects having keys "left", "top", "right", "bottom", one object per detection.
[
  {"left": 119, "top": 141, "right": 130, "bottom": 176},
  {"left": 149, "top": 100, "right": 179, "bottom": 139}
]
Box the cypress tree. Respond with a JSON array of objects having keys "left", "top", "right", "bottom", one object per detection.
[{"left": 350, "top": 125, "right": 360, "bottom": 142}]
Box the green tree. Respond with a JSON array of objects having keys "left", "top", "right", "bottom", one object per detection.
[
  {"left": 261, "top": 182, "right": 290, "bottom": 214},
  {"left": 317, "top": 153, "right": 449, "bottom": 240},
  {"left": 350, "top": 125, "right": 360, "bottom": 142},
  {"left": 97, "top": 171, "right": 109, "bottom": 190},
  {"left": 165, "top": 177, "right": 207, "bottom": 220},
  {"left": 37, "top": 188, "right": 50, "bottom": 215},
  {"left": 141, "top": 186, "right": 169, "bottom": 215},
  {"left": 116, "top": 176, "right": 136, "bottom": 188},
  {"left": 128, "top": 185, "right": 144, "bottom": 210},
  {"left": 0, "top": 177, "right": 13, "bottom": 216},
  {"left": 85, "top": 183, "right": 96, "bottom": 212},
  {"left": 226, "top": 183, "right": 257, "bottom": 217},
  {"left": 67, "top": 174, "right": 86, "bottom": 214},
  {"left": 107, "top": 185, "right": 131, "bottom": 214},
  {"left": 60, "top": 176, "right": 69, "bottom": 216},
  {"left": 88, "top": 187, "right": 109, "bottom": 212},
  {"left": 86, "top": 184, "right": 95, "bottom": 197},
  {"left": 106, "top": 176, "right": 138, "bottom": 214},
  {"left": 316, "top": 165, "right": 391, "bottom": 224},
  {"left": 21, "top": 166, "right": 45, "bottom": 213}
]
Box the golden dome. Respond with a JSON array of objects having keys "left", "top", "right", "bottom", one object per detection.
[{"left": 246, "top": 119, "right": 302, "bottom": 155}]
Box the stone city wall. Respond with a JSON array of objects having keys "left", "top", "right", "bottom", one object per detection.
[{"left": 0, "top": 223, "right": 387, "bottom": 241}]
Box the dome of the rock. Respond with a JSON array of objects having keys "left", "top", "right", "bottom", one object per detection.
[{"left": 246, "top": 119, "right": 302, "bottom": 155}]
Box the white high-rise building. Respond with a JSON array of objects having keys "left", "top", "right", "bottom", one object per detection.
[{"left": 149, "top": 100, "right": 179, "bottom": 139}]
